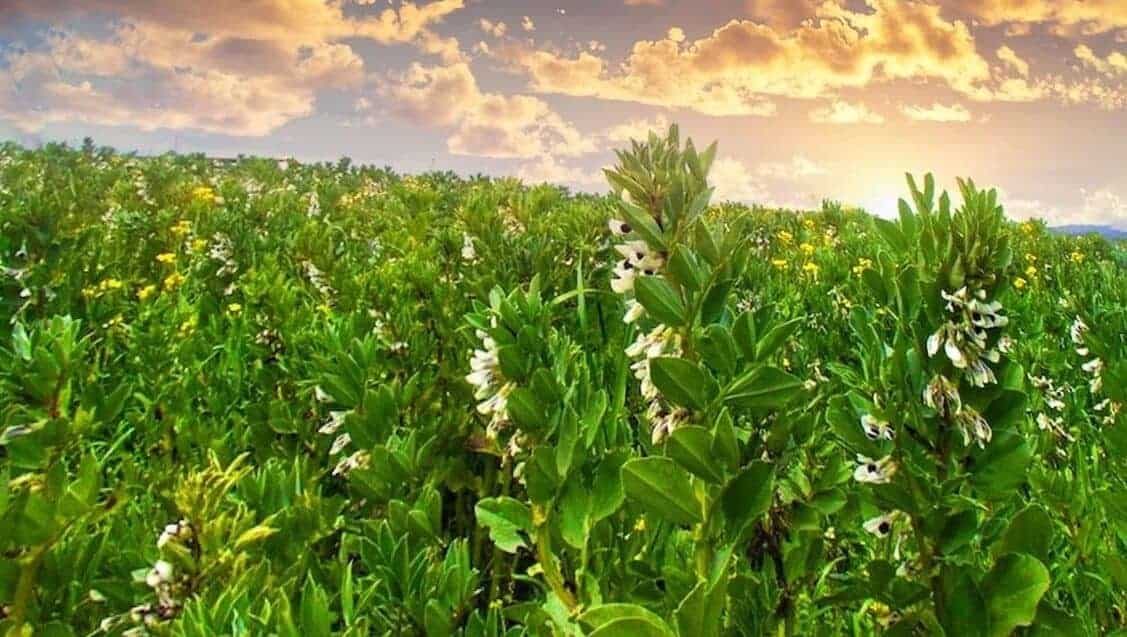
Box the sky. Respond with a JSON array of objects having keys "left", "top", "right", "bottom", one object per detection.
[{"left": 0, "top": 0, "right": 1125, "bottom": 228}]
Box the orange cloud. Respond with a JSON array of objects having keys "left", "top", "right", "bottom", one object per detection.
[
  {"left": 379, "top": 63, "right": 597, "bottom": 159},
  {"left": 939, "top": 0, "right": 1127, "bottom": 36},
  {"left": 498, "top": 1, "right": 992, "bottom": 115},
  {"left": 900, "top": 102, "right": 973, "bottom": 121},
  {"left": 809, "top": 100, "right": 885, "bottom": 124},
  {"left": 0, "top": 1, "right": 467, "bottom": 135}
]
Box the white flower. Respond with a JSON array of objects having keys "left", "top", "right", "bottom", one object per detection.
[
  {"left": 922, "top": 375, "right": 960, "bottom": 416},
  {"left": 611, "top": 260, "right": 638, "bottom": 294},
  {"left": 861, "top": 414, "right": 894, "bottom": 441},
  {"left": 146, "top": 561, "right": 173, "bottom": 588},
  {"left": 853, "top": 455, "right": 898, "bottom": 484},
  {"left": 608, "top": 218, "right": 631, "bottom": 236},
  {"left": 954, "top": 407, "right": 992, "bottom": 448},
  {"left": 623, "top": 298, "right": 645, "bottom": 323},
  {"left": 330, "top": 433, "right": 352, "bottom": 455},
  {"left": 318, "top": 411, "right": 348, "bottom": 435},
  {"left": 648, "top": 403, "right": 689, "bottom": 445},
  {"left": 332, "top": 450, "right": 371, "bottom": 477},
  {"left": 863, "top": 511, "right": 904, "bottom": 537},
  {"left": 461, "top": 233, "right": 477, "bottom": 261}
]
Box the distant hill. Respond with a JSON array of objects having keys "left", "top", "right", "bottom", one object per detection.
[{"left": 1050, "top": 225, "right": 1127, "bottom": 240}]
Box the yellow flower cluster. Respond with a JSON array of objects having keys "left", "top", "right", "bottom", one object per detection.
[
  {"left": 82, "top": 278, "right": 124, "bottom": 299},
  {"left": 171, "top": 220, "right": 192, "bottom": 236},
  {"left": 1013, "top": 277, "right": 1027, "bottom": 290},
  {"left": 776, "top": 230, "right": 794, "bottom": 245},
  {"left": 852, "top": 258, "right": 874, "bottom": 276},
  {"left": 156, "top": 252, "right": 177, "bottom": 264},
  {"left": 137, "top": 284, "right": 157, "bottom": 301},
  {"left": 190, "top": 238, "right": 208, "bottom": 252},
  {"left": 771, "top": 258, "right": 788, "bottom": 269},
  {"left": 800, "top": 242, "right": 816, "bottom": 257},
  {"left": 1070, "top": 250, "right": 1085, "bottom": 263},
  {"left": 802, "top": 218, "right": 816, "bottom": 231},
  {"left": 178, "top": 317, "right": 197, "bottom": 337},
  {"left": 191, "top": 185, "right": 217, "bottom": 204},
  {"left": 163, "top": 272, "right": 186, "bottom": 291}
]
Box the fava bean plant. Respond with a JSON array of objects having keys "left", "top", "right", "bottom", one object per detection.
[{"left": 0, "top": 130, "right": 1123, "bottom": 636}]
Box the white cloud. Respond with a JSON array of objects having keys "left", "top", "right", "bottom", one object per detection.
[
  {"left": 900, "top": 102, "right": 973, "bottom": 122},
  {"left": 809, "top": 100, "right": 885, "bottom": 124}
]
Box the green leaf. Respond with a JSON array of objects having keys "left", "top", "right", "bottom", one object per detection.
[
  {"left": 580, "top": 604, "right": 669, "bottom": 632},
  {"left": 618, "top": 200, "right": 667, "bottom": 251},
  {"left": 725, "top": 366, "right": 804, "bottom": 410},
  {"left": 650, "top": 357, "right": 714, "bottom": 410},
  {"left": 299, "top": 575, "right": 332, "bottom": 637},
  {"left": 667, "top": 426, "right": 724, "bottom": 483},
  {"left": 675, "top": 576, "right": 728, "bottom": 637},
  {"left": 981, "top": 553, "right": 1050, "bottom": 637},
  {"left": 970, "top": 431, "right": 1032, "bottom": 499},
  {"left": 995, "top": 505, "right": 1053, "bottom": 563},
  {"left": 589, "top": 618, "right": 672, "bottom": 637},
  {"left": 720, "top": 461, "right": 774, "bottom": 538},
  {"left": 938, "top": 565, "right": 988, "bottom": 637},
  {"left": 755, "top": 317, "right": 802, "bottom": 362},
  {"left": 635, "top": 276, "right": 686, "bottom": 326},
  {"left": 621, "top": 457, "right": 701, "bottom": 526},
  {"left": 475, "top": 497, "right": 532, "bottom": 553},
  {"left": 667, "top": 248, "right": 705, "bottom": 291},
  {"left": 506, "top": 387, "right": 546, "bottom": 430}
]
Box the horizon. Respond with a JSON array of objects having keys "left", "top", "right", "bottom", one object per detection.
[{"left": 1, "top": 0, "right": 1125, "bottom": 228}]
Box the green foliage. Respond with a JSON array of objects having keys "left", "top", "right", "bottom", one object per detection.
[{"left": 0, "top": 133, "right": 1122, "bottom": 636}]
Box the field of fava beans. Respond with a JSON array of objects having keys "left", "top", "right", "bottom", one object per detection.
[{"left": 0, "top": 129, "right": 1125, "bottom": 636}]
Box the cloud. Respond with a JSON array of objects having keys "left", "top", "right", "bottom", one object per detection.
[
  {"left": 996, "top": 45, "right": 1029, "bottom": 77},
  {"left": 809, "top": 100, "right": 885, "bottom": 124},
  {"left": 0, "top": 1, "right": 469, "bottom": 135},
  {"left": 378, "top": 62, "right": 597, "bottom": 159},
  {"left": 1074, "top": 45, "right": 1127, "bottom": 77},
  {"left": 939, "top": 0, "right": 1127, "bottom": 37},
  {"left": 521, "top": 16, "right": 535, "bottom": 32},
  {"left": 497, "top": 0, "right": 993, "bottom": 115},
  {"left": 743, "top": 0, "right": 821, "bottom": 30},
  {"left": 603, "top": 114, "right": 673, "bottom": 144},
  {"left": 479, "top": 19, "right": 507, "bottom": 38},
  {"left": 756, "top": 155, "right": 827, "bottom": 179},
  {"left": 710, "top": 157, "right": 769, "bottom": 203},
  {"left": 900, "top": 102, "right": 972, "bottom": 121},
  {"left": 1080, "top": 188, "right": 1127, "bottom": 228},
  {"left": 624, "top": 0, "right": 665, "bottom": 6},
  {"left": 514, "top": 156, "right": 603, "bottom": 187}
]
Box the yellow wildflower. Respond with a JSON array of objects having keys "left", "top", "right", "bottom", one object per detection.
[
  {"left": 1013, "top": 277, "right": 1026, "bottom": 290},
  {"left": 99, "top": 278, "right": 123, "bottom": 291},
  {"left": 178, "top": 317, "right": 197, "bottom": 337},
  {"left": 771, "top": 258, "right": 788, "bottom": 269},
  {"left": 802, "top": 218, "right": 816, "bottom": 230},
  {"left": 163, "top": 272, "right": 186, "bottom": 291},
  {"left": 137, "top": 284, "right": 157, "bottom": 301},
  {"left": 852, "top": 258, "right": 874, "bottom": 275},
  {"left": 777, "top": 230, "right": 794, "bottom": 245},
  {"left": 1021, "top": 221, "right": 1036, "bottom": 235},
  {"left": 156, "top": 252, "right": 176, "bottom": 264},
  {"left": 800, "top": 242, "right": 816, "bottom": 257},
  {"left": 228, "top": 303, "right": 243, "bottom": 315},
  {"left": 191, "top": 185, "right": 216, "bottom": 204},
  {"left": 171, "top": 220, "right": 192, "bottom": 236},
  {"left": 1070, "top": 251, "right": 1084, "bottom": 263},
  {"left": 1025, "top": 265, "right": 1037, "bottom": 277},
  {"left": 633, "top": 517, "right": 646, "bottom": 532},
  {"left": 190, "top": 238, "right": 207, "bottom": 252},
  {"left": 82, "top": 286, "right": 98, "bottom": 299},
  {"left": 802, "top": 262, "right": 819, "bottom": 277},
  {"left": 1024, "top": 253, "right": 1037, "bottom": 263}
]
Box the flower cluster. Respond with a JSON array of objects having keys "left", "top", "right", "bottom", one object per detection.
[
  {"left": 1071, "top": 317, "right": 1120, "bottom": 425},
  {"left": 927, "top": 287, "right": 1009, "bottom": 388},
  {"left": 208, "top": 233, "right": 239, "bottom": 278},
  {"left": 302, "top": 260, "right": 335, "bottom": 299},
  {"left": 608, "top": 219, "right": 665, "bottom": 322},
  {"left": 465, "top": 325, "right": 516, "bottom": 441},
  {"left": 625, "top": 324, "right": 686, "bottom": 444}
]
